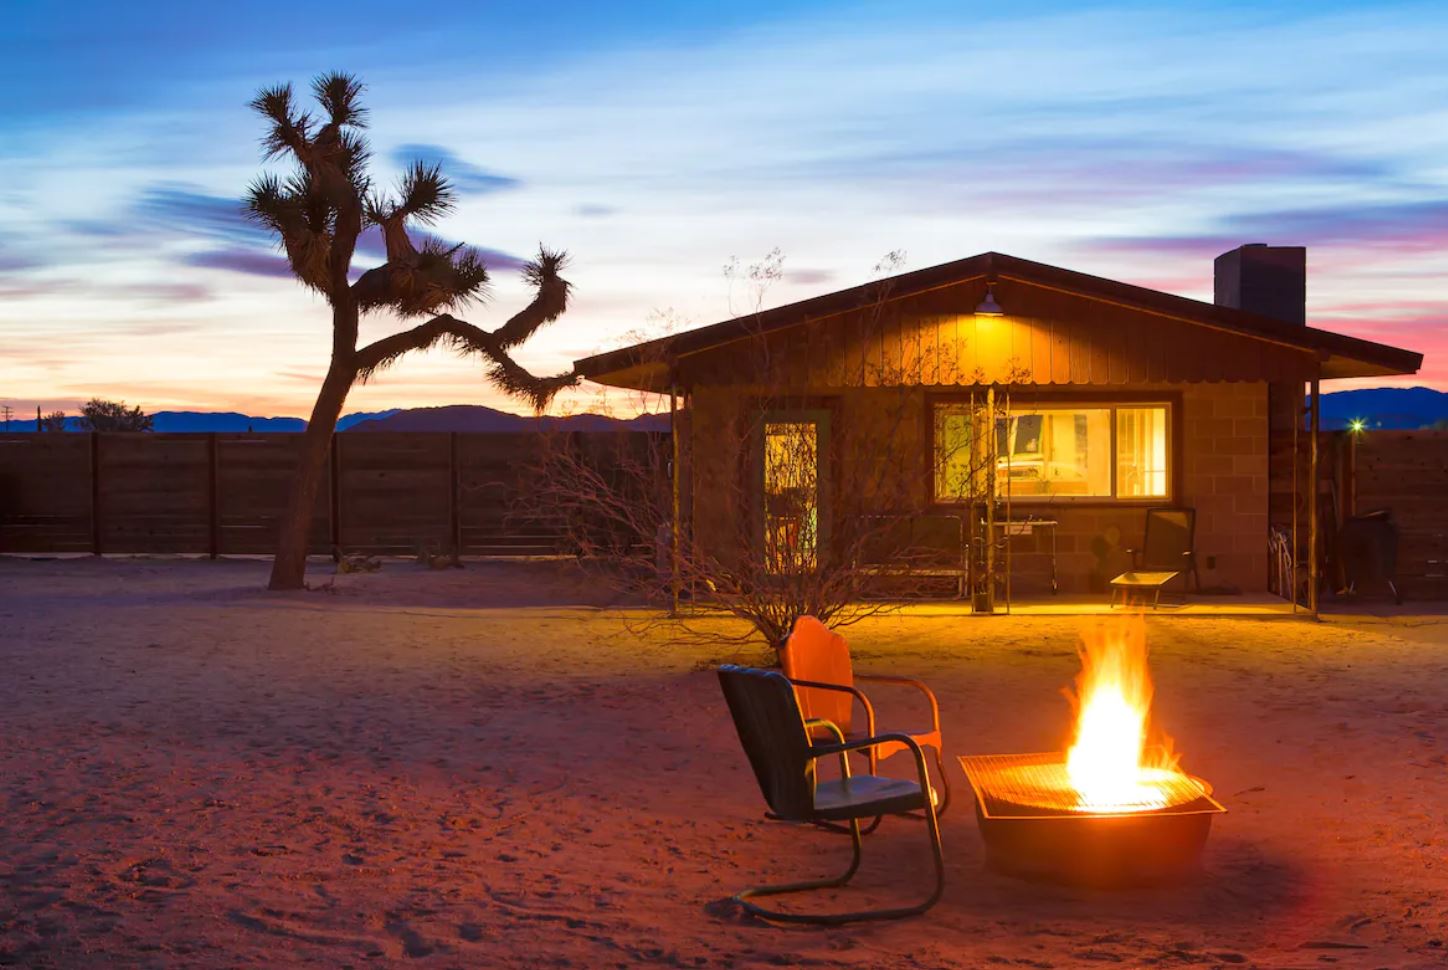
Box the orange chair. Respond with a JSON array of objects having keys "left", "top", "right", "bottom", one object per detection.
[{"left": 780, "top": 615, "right": 950, "bottom": 815}]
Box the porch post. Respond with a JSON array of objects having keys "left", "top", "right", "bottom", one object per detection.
[
  {"left": 976, "top": 385, "right": 997, "bottom": 614},
  {"left": 670, "top": 377, "right": 681, "bottom": 616},
  {"left": 1308, "top": 374, "right": 1320, "bottom": 614}
]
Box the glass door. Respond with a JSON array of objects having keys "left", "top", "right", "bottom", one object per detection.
[{"left": 761, "top": 415, "right": 826, "bottom": 573}]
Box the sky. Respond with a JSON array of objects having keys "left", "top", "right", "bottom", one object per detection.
[{"left": 2, "top": 0, "right": 1447, "bottom": 421}]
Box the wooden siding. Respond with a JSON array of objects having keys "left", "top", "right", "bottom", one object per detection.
[{"left": 677, "top": 277, "right": 1319, "bottom": 390}]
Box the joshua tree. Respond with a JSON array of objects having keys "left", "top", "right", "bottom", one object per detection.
[{"left": 245, "top": 73, "right": 578, "bottom": 590}]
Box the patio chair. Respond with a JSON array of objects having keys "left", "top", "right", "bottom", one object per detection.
[
  {"left": 1110, "top": 507, "right": 1199, "bottom": 609},
  {"left": 715, "top": 664, "right": 945, "bottom": 924},
  {"left": 780, "top": 615, "right": 950, "bottom": 815}
]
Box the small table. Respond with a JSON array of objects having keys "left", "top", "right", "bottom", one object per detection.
[
  {"left": 994, "top": 518, "right": 1059, "bottom": 595},
  {"left": 1109, "top": 571, "right": 1181, "bottom": 609}
]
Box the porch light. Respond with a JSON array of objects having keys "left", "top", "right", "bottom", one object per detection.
[{"left": 975, "top": 282, "right": 1005, "bottom": 317}]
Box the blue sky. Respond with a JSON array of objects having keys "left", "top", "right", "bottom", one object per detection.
[{"left": 3, "top": 0, "right": 1447, "bottom": 417}]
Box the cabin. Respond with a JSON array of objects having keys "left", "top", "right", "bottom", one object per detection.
[{"left": 573, "top": 246, "right": 1423, "bottom": 607}]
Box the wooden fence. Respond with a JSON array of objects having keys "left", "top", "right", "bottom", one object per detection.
[
  {"left": 1337, "top": 430, "right": 1448, "bottom": 597},
  {"left": 0, "top": 432, "right": 664, "bottom": 558}
]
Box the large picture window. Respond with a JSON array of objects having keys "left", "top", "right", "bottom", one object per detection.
[{"left": 933, "top": 401, "right": 1171, "bottom": 503}]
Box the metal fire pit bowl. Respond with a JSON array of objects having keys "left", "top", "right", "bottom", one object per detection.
[{"left": 959, "top": 752, "right": 1225, "bottom": 888}]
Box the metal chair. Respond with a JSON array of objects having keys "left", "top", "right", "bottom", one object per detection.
[
  {"left": 716, "top": 664, "right": 945, "bottom": 924},
  {"left": 1110, "top": 507, "right": 1199, "bottom": 608},
  {"left": 781, "top": 615, "right": 951, "bottom": 815}
]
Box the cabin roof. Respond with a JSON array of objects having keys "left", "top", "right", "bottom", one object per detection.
[{"left": 573, "top": 251, "right": 1423, "bottom": 391}]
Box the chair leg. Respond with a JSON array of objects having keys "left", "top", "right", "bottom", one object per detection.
[
  {"left": 931, "top": 746, "right": 952, "bottom": 816},
  {"left": 734, "top": 802, "right": 945, "bottom": 925}
]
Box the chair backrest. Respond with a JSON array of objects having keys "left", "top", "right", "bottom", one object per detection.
[
  {"left": 779, "top": 615, "right": 855, "bottom": 735},
  {"left": 1141, "top": 507, "right": 1195, "bottom": 571},
  {"left": 716, "top": 665, "right": 816, "bottom": 820}
]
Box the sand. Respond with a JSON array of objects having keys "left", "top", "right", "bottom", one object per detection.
[{"left": 1, "top": 557, "right": 1446, "bottom": 968}]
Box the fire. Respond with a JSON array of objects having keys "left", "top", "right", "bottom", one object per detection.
[{"left": 1064, "top": 616, "right": 1188, "bottom": 812}]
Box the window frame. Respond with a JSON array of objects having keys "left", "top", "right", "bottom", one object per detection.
[{"left": 925, "top": 390, "right": 1181, "bottom": 507}]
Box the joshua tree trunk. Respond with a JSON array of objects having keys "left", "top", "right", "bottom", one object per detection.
[
  {"left": 246, "top": 74, "right": 578, "bottom": 591},
  {"left": 269, "top": 356, "right": 356, "bottom": 590}
]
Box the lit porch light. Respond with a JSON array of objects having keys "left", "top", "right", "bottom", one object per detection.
[{"left": 975, "top": 282, "right": 1005, "bottom": 317}]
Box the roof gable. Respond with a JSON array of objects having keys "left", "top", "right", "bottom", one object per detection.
[{"left": 576, "top": 252, "right": 1423, "bottom": 391}]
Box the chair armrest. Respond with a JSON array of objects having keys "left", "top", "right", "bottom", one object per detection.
[
  {"left": 787, "top": 677, "right": 877, "bottom": 738},
  {"left": 804, "top": 718, "right": 851, "bottom": 778},
  {"left": 854, "top": 674, "right": 941, "bottom": 733},
  {"left": 810, "top": 732, "right": 933, "bottom": 799}
]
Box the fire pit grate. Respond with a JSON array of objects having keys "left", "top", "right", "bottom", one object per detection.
[
  {"left": 959, "top": 752, "right": 1226, "bottom": 887},
  {"left": 965, "top": 752, "right": 1209, "bottom": 815}
]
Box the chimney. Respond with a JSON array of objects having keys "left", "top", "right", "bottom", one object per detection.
[{"left": 1213, "top": 243, "right": 1306, "bottom": 325}]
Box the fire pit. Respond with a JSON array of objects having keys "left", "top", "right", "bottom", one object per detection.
[
  {"left": 960, "top": 752, "right": 1224, "bottom": 886},
  {"left": 960, "top": 618, "right": 1225, "bottom": 887}
]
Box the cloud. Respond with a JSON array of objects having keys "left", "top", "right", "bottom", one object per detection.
[
  {"left": 0, "top": 250, "right": 45, "bottom": 273},
  {"left": 1077, "top": 199, "right": 1448, "bottom": 261},
  {"left": 390, "top": 144, "right": 521, "bottom": 195},
  {"left": 353, "top": 226, "right": 528, "bottom": 271},
  {"left": 1223, "top": 200, "right": 1448, "bottom": 251},
  {"left": 134, "top": 184, "right": 271, "bottom": 247},
  {"left": 184, "top": 248, "right": 293, "bottom": 279},
  {"left": 786, "top": 269, "right": 834, "bottom": 285},
  {"left": 575, "top": 204, "right": 616, "bottom": 218}
]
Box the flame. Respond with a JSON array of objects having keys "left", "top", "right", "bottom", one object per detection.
[{"left": 1064, "top": 616, "right": 1184, "bottom": 812}]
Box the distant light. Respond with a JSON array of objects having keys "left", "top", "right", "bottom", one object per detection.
[
  {"left": 1348, "top": 418, "right": 1367, "bottom": 434},
  {"left": 975, "top": 282, "right": 1005, "bottom": 317}
]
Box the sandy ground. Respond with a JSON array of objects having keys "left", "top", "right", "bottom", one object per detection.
[{"left": 1, "top": 558, "right": 1446, "bottom": 969}]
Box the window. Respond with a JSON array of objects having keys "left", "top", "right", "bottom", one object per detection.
[
  {"left": 1116, "top": 407, "right": 1169, "bottom": 498},
  {"left": 762, "top": 420, "right": 821, "bottom": 572},
  {"left": 933, "top": 401, "right": 1170, "bottom": 502}
]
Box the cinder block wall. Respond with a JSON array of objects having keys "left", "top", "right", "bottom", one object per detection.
[
  {"left": 682, "top": 381, "right": 1272, "bottom": 595},
  {"left": 1180, "top": 382, "right": 1269, "bottom": 591},
  {"left": 978, "top": 382, "right": 1270, "bottom": 595}
]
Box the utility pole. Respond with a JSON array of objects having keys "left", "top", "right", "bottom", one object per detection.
[{"left": 1, "top": 404, "right": 13, "bottom": 430}]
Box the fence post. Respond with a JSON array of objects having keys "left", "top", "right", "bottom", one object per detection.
[
  {"left": 207, "top": 433, "right": 220, "bottom": 559},
  {"left": 90, "top": 432, "right": 102, "bottom": 556}
]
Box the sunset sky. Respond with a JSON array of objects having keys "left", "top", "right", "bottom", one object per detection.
[{"left": 3, "top": 1, "right": 1446, "bottom": 420}]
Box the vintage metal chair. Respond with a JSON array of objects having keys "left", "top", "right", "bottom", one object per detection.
[
  {"left": 1110, "top": 507, "right": 1199, "bottom": 609},
  {"left": 716, "top": 664, "right": 945, "bottom": 924},
  {"left": 780, "top": 615, "right": 950, "bottom": 815}
]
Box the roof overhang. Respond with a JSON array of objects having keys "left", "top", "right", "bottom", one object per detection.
[{"left": 575, "top": 252, "right": 1423, "bottom": 391}]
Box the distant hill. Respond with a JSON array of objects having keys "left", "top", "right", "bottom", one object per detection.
[
  {"left": 7, "top": 388, "right": 1442, "bottom": 433},
  {"left": 1318, "top": 387, "right": 1448, "bottom": 430},
  {"left": 345, "top": 405, "right": 670, "bottom": 432},
  {"left": 5, "top": 409, "right": 401, "bottom": 433}
]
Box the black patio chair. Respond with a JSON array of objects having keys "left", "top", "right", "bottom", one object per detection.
[
  {"left": 1110, "top": 507, "right": 1199, "bottom": 608},
  {"left": 715, "top": 664, "right": 945, "bottom": 924}
]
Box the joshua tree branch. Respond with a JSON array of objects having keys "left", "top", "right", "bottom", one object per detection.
[
  {"left": 493, "top": 249, "right": 571, "bottom": 349},
  {"left": 354, "top": 314, "right": 579, "bottom": 410}
]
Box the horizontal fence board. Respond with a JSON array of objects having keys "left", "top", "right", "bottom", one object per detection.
[
  {"left": 0, "top": 435, "right": 94, "bottom": 551},
  {"left": 1, "top": 431, "right": 663, "bottom": 558}
]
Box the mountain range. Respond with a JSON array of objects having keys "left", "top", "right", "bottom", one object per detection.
[
  {"left": 6, "top": 405, "right": 668, "bottom": 433},
  {"left": 1316, "top": 386, "right": 1448, "bottom": 431},
  {"left": 5, "top": 388, "right": 1444, "bottom": 433}
]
